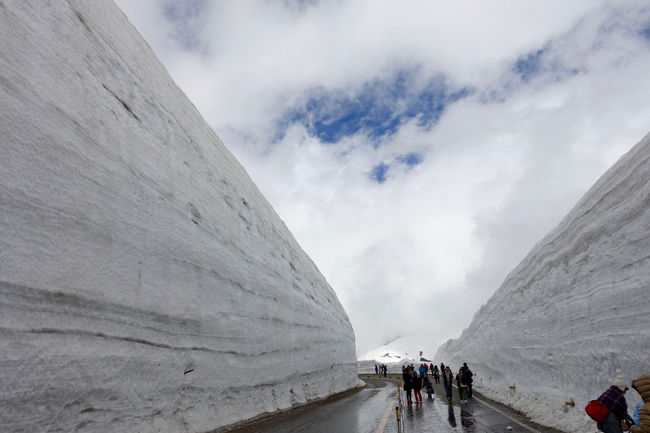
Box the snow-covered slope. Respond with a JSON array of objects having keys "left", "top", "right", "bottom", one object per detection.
[
  {"left": 0, "top": 1, "right": 357, "bottom": 432},
  {"left": 435, "top": 133, "right": 650, "bottom": 432},
  {"left": 357, "top": 333, "right": 435, "bottom": 372}
]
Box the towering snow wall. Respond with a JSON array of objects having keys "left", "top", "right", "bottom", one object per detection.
[
  {"left": 435, "top": 133, "right": 650, "bottom": 431},
  {"left": 0, "top": 1, "right": 357, "bottom": 432}
]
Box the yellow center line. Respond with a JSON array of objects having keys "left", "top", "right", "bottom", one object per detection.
[{"left": 375, "top": 390, "right": 399, "bottom": 433}]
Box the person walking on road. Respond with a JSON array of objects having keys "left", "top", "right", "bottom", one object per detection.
[
  {"left": 403, "top": 366, "right": 413, "bottom": 404},
  {"left": 443, "top": 366, "right": 454, "bottom": 404},
  {"left": 412, "top": 371, "right": 423, "bottom": 403},
  {"left": 462, "top": 362, "right": 474, "bottom": 399},
  {"left": 432, "top": 364, "right": 440, "bottom": 384},
  {"left": 434, "top": 368, "right": 441, "bottom": 384},
  {"left": 423, "top": 374, "right": 434, "bottom": 399},
  {"left": 457, "top": 368, "right": 468, "bottom": 403},
  {"left": 596, "top": 376, "right": 634, "bottom": 433},
  {"left": 630, "top": 374, "right": 650, "bottom": 433}
]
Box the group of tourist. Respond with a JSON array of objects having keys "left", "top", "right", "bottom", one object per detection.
[
  {"left": 374, "top": 364, "right": 387, "bottom": 377},
  {"left": 394, "top": 362, "right": 649, "bottom": 432},
  {"left": 401, "top": 362, "right": 472, "bottom": 405},
  {"left": 437, "top": 362, "right": 473, "bottom": 404},
  {"left": 401, "top": 364, "right": 430, "bottom": 403}
]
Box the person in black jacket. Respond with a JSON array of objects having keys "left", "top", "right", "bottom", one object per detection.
[
  {"left": 462, "top": 363, "right": 474, "bottom": 399},
  {"left": 432, "top": 365, "right": 440, "bottom": 384},
  {"left": 443, "top": 366, "right": 454, "bottom": 404},
  {"left": 412, "top": 371, "right": 423, "bottom": 403},
  {"left": 456, "top": 368, "right": 466, "bottom": 403},
  {"left": 423, "top": 374, "right": 434, "bottom": 399},
  {"left": 403, "top": 366, "right": 413, "bottom": 404}
]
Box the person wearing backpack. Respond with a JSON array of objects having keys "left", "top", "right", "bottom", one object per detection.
[
  {"left": 596, "top": 376, "right": 634, "bottom": 432},
  {"left": 630, "top": 374, "right": 650, "bottom": 433}
]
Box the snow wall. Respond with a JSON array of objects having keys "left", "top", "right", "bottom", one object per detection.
[
  {"left": 435, "top": 133, "right": 650, "bottom": 432},
  {"left": 0, "top": 1, "right": 358, "bottom": 432}
]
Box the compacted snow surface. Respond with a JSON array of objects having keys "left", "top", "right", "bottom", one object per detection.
[
  {"left": 434, "top": 133, "right": 650, "bottom": 432},
  {"left": 0, "top": 1, "right": 357, "bottom": 432}
]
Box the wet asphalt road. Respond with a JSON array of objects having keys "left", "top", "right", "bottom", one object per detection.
[
  {"left": 227, "top": 375, "right": 562, "bottom": 433},
  {"left": 227, "top": 378, "right": 398, "bottom": 433}
]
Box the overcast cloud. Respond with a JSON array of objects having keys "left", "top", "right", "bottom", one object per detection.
[{"left": 115, "top": 0, "right": 650, "bottom": 357}]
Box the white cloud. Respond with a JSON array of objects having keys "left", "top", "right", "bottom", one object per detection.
[{"left": 116, "top": 0, "right": 650, "bottom": 356}]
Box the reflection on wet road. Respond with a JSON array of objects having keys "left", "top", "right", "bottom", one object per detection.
[
  {"left": 227, "top": 378, "right": 399, "bottom": 433},
  {"left": 401, "top": 379, "right": 561, "bottom": 433},
  {"left": 402, "top": 392, "right": 531, "bottom": 432},
  {"left": 227, "top": 376, "right": 562, "bottom": 433}
]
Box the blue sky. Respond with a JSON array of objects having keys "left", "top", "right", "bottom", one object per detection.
[
  {"left": 514, "top": 48, "right": 547, "bottom": 81},
  {"left": 117, "top": 0, "right": 650, "bottom": 356},
  {"left": 276, "top": 72, "right": 470, "bottom": 145},
  {"left": 643, "top": 25, "right": 650, "bottom": 40},
  {"left": 369, "top": 152, "right": 422, "bottom": 183},
  {"left": 273, "top": 71, "right": 470, "bottom": 183}
]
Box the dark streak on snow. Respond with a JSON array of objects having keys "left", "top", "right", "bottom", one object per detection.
[
  {"left": 74, "top": 10, "right": 92, "bottom": 34},
  {"left": 102, "top": 83, "right": 140, "bottom": 121},
  {"left": 27, "top": 327, "right": 231, "bottom": 354},
  {"left": 187, "top": 202, "right": 201, "bottom": 224}
]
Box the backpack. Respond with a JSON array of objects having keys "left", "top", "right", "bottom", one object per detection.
[{"left": 585, "top": 400, "right": 609, "bottom": 423}]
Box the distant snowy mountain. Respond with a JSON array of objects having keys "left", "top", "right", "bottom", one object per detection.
[
  {"left": 435, "top": 133, "right": 650, "bottom": 432},
  {"left": 358, "top": 333, "right": 435, "bottom": 372},
  {"left": 0, "top": 1, "right": 357, "bottom": 432}
]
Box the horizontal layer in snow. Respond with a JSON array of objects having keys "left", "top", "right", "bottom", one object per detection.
[
  {"left": 0, "top": 1, "right": 358, "bottom": 432},
  {"left": 435, "top": 132, "right": 650, "bottom": 433}
]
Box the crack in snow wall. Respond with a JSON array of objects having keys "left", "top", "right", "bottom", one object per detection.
[
  {"left": 434, "top": 133, "right": 650, "bottom": 432},
  {"left": 0, "top": 1, "right": 358, "bottom": 432}
]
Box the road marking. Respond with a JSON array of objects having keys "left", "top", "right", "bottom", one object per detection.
[
  {"left": 450, "top": 384, "right": 541, "bottom": 432},
  {"left": 470, "top": 393, "right": 541, "bottom": 433},
  {"left": 375, "top": 391, "right": 399, "bottom": 433}
]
